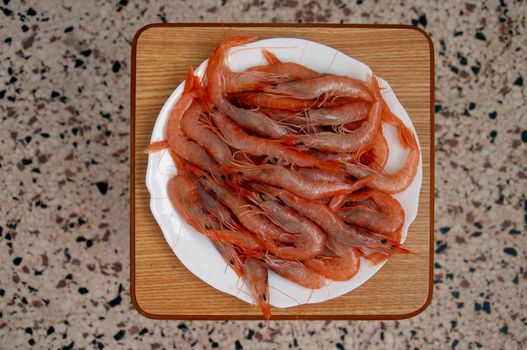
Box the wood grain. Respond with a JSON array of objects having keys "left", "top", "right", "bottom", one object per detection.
[{"left": 131, "top": 25, "right": 433, "bottom": 319}]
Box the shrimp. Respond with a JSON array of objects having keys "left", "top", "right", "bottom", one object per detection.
[
  {"left": 337, "top": 189, "right": 404, "bottom": 240},
  {"left": 209, "top": 110, "right": 341, "bottom": 171},
  {"left": 264, "top": 255, "right": 326, "bottom": 289},
  {"left": 344, "top": 130, "right": 419, "bottom": 193},
  {"left": 305, "top": 239, "right": 361, "bottom": 281},
  {"left": 244, "top": 257, "right": 271, "bottom": 320},
  {"left": 264, "top": 75, "right": 373, "bottom": 103},
  {"left": 246, "top": 49, "right": 321, "bottom": 81},
  {"left": 180, "top": 101, "right": 232, "bottom": 165},
  {"left": 144, "top": 140, "right": 169, "bottom": 153},
  {"left": 234, "top": 92, "right": 318, "bottom": 110},
  {"left": 223, "top": 160, "right": 362, "bottom": 200},
  {"left": 165, "top": 69, "right": 217, "bottom": 170},
  {"left": 295, "top": 167, "right": 349, "bottom": 183},
  {"left": 198, "top": 176, "right": 294, "bottom": 246},
  {"left": 214, "top": 242, "right": 245, "bottom": 278},
  {"left": 359, "top": 128, "right": 389, "bottom": 170},
  {"left": 291, "top": 76, "right": 382, "bottom": 153},
  {"left": 205, "top": 36, "right": 293, "bottom": 138},
  {"left": 303, "top": 102, "right": 370, "bottom": 126},
  {"left": 248, "top": 191, "right": 326, "bottom": 261},
  {"left": 257, "top": 185, "right": 407, "bottom": 255}
]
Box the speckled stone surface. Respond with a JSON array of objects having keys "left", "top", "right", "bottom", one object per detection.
[{"left": 0, "top": 0, "right": 525, "bottom": 349}]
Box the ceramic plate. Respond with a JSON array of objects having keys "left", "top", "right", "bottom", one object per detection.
[{"left": 145, "top": 38, "right": 422, "bottom": 308}]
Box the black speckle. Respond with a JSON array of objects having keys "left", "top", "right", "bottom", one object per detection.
[
  {"left": 139, "top": 328, "right": 148, "bottom": 336},
  {"left": 452, "top": 339, "right": 459, "bottom": 349},
  {"left": 450, "top": 65, "right": 459, "bottom": 74},
  {"left": 434, "top": 104, "right": 441, "bottom": 113},
  {"left": 177, "top": 323, "right": 188, "bottom": 331},
  {"left": 64, "top": 26, "right": 73, "bottom": 33},
  {"left": 246, "top": 329, "right": 254, "bottom": 340},
  {"left": 62, "top": 341, "right": 74, "bottom": 350},
  {"left": 513, "top": 76, "right": 523, "bottom": 86},
  {"left": 468, "top": 102, "right": 476, "bottom": 110},
  {"left": 489, "top": 130, "right": 497, "bottom": 143},
  {"left": 471, "top": 231, "right": 481, "bottom": 237},
  {"left": 474, "top": 302, "right": 481, "bottom": 311},
  {"left": 488, "top": 111, "right": 497, "bottom": 119},
  {"left": 221, "top": 0, "right": 228, "bottom": 6},
  {"left": 435, "top": 242, "right": 447, "bottom": 254},
  {"left": 21, "top": 24, "right": 29, "bottom": 32},
  {"left": 471, "top": 66, "right": 480, "bottom": 75},
  {"left": 112, "top": 61, "right": 121, "bottom": 73},
  {"left": 235, "top": 340, "right": 243, "bottom": 350},
  {"left": 86, "top": 239, "right": 93, "bottom": 248},
  {"left": 440, "top": 227, "right": 450, "bottom": 234},
  {"left": 521, "top": 130, "right": 527, "bottom": 143},
  {"left": 25, "top": 327, "right": 33, "bottom": 335},
  {"left": 113, "top": 330, "right": 125, "bottom": 341},
  {"left": 78, "top": 287, "right": 89, "bottom": 295},
  {"left": 107, "top": 285, "right": 122, "bottom": 307},
  {"left": 22, "top": 158, "right": 32, "bottom": 165},
  {"left": 451, "top": 291, "right": 460, "bottom": 299},
  {"left": 509, "top": 228, "right": 520, "bottom": 235},
  {"left": 499, "top": 325, "right": 508, "bottom": 334},
  {"left": 418, "top": 14, "right": 427, "bottom": 27},
  {"left": 1, "top": 6, "right": 13, "bottom": 16},
  {"left": 503, "top": 247, "right": 517, "bottom": 256},
  {"left": 459, "top": 55, "right": 467, "bottom": 66},
  {"left": 59, "top": 96, "right": 67, "bottom": 103},
  {"left": 0, "top": 289, "right": 4, "bottom": 297},
  {"left": 0, "top": 90, "right": 5, "bottom": 99},
  {"left": 475, "top": 32, "right": 486, "bottom": 41},
  {"left": 27, "top": 8, "right": 36, "bottom": 16},
  {"left": 96, "top": 181, "right": 108, "bottom": 195},
  {"left": 5, "top": 37, "right": 12, "bottom": 44},
  {"left": 80, "top": 49, "right": 92, "bottom": 57},
  {"left": 28, "top": 339, "right": 35, "bottom": 346},
  {"left": 51, "top": 91, "right": 60, "bottom": 98},
  {"left": 482, "top": 301, "right": 491, "bottom": 314},
  {"left": 47, "top": 326, "right": 54, "bottom": 335},
  {"left": 336, "top": 343, "right": 345, "bottom": 350},
  {"left": 210, "top": 338, "right": 219, "bottom": 348},
  {"left": 454, "top": 31, "right": 463, "bottom": 37},
  {"left": 13, "top": 257, "right": 22, "bottom": 265},
  {"left": 74, "top": 59, "right": 84, "bottom": 68}
]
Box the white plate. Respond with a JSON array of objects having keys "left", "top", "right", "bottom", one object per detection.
[{"left": 145, "top": 38, "right": 422, "bottom": 308}]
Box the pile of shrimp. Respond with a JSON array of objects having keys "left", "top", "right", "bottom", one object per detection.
[{"left": 146, "top": 36, "right": 419, "bottom": 319}]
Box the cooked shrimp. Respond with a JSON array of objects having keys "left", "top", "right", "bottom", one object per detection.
[
  {"left": 359, "top": 128, "right": 389, "bottom": 170},
  {"left": 199, "top": 176, "right": 294, "bottom": 246},
  {"left": 244, "top": 258, "right": 271, "bottom": 319},
  {"left": 247, "top": 49, "right": 321, "bottom": 81},
  {"left": 209, "top": 110, "right": 341, "bottom": 170},
  {"left": 214, "top": 242, "right": 245, "bottom": 278},
  {"left": 338, "top": 189, "right": 404, "bottom": 240},
  {"left": 264, "top": 255, "right": 326, "bottom": 289},
  {"left": 344, "top": 130, "right": 419, "bottom": 193},
  {"left": 249, "top": 191, "right": 326, "bottom": 260},
  {"left": 224, "top": 160, "right": 362, "bottom": 200},
  {"left": 180, "top": 101, "right": 232, "bottom": 165},
  {"left": 144, "top": 140, "right": 169, "bottom": 153},
  {"left": 295, "top": 167, "right": 349, "bottom": 183},
  {"left": 304, "top": 102, "right": 370, "bottom": 126},
  {"left": 234, "top": 92, "right": 318, "bottom": 110},
  {"left": 264, "top": 75, "right": 373, "bottom": 103},
  {"left": 165, "top": 70, "right": 217, "bottom": 170},
  {"left": 292, "top": 76, "right": 382, "bottom": 153},
  {"left": 258, "top": 185, "right": 407, "bottom": 255},
  {"left": 205, "top": 36, "right": 293, "bottom": 138},
  {"left": 305, "top": 239, "right": 361, "bottom": 281}
]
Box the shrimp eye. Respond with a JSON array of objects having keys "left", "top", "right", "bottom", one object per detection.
[
  {"left": 221, "top": 174, "right": 227, "bottom": 180},
  {"left": 205, "top": 224, "right": 212, "bottom": 230},
  {"left": 258, "top": 192, "right": 266, "bottom": 201},
  {"left": 237, "top": 171, "right": 244, "bottom": 175},
  {"left": 297, "top": 141, "right": 304, "bottom": 145},
  {"left": 270, "top": 83, "right": 277, "bottom": 88},
  {"left": 380, "top": 239, "right": 388, "bottom": 244},
  {"left": 212, "top": 106, "right": 218, "bottom": 111},
  {"left": 263, "top": 293, "right": 268, "bottom": 302}
]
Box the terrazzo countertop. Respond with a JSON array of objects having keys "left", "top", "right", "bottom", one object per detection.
[{"left": 1, "top": 0, "right": 525, "bottom": 349}]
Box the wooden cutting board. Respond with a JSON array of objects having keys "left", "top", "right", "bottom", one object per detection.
[{"left": 131, "top": 24, "right": 434, "bottom": 320}]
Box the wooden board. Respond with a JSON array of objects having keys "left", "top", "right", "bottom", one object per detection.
[{"left": 131, "top": 24, "right": 434, "bottom": 320}]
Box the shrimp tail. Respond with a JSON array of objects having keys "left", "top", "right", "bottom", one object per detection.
[
  {"left": 144, "top": 140, "right": 169, "bottom": 153},
  {"left": 262, "top": 49, "right": 281, "bottom": 64}
]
